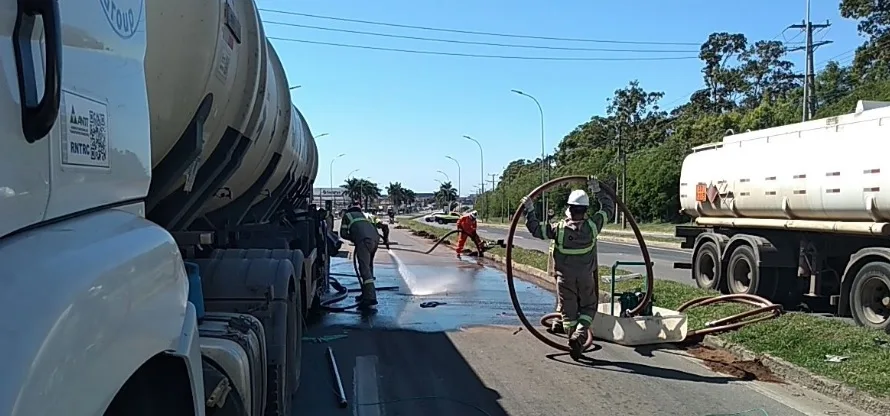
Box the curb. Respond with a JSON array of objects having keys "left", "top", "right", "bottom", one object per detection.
[
  {"left": 398, "top": 224, "right": 890, "bottom": 415},
  {"left": 701, "top": 336, "right": 890, "bottom": 416}
]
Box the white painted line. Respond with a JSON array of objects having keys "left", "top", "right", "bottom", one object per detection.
[{"left": 353, "top": 355, "right": 383, "bottom": 416}]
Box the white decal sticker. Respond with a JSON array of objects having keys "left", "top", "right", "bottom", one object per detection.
[
  {"left": 215, "top": 32, "right": 233, "bottom": 82},
  {"left": 61, "top": 90, "right": 110, "bottom": 168}
]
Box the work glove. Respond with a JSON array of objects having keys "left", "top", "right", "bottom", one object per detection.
[
  {"left": 520, "top": 196, "right": 535, "bottom": 213},
  {"left": 588, "top": 177, "right": 601, "bottom": 194}
]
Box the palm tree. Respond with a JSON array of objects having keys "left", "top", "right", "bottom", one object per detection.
[
  {"left": 341, "top": 178, "right": 363, "bottom": 203},
  {"left": 403, "top": 189, "right": 416, "bottom": 211},
  {"left": 434, "top": 181, "right": 458, "bottom": 211},
  {"left": 386, "top": 182, "right": 405, "bottom": 210}
]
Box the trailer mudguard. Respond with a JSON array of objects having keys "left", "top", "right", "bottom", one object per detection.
[{"left": 0, "top": 207, "right": 203, "bottom": 416}]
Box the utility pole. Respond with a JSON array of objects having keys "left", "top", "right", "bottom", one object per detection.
[
  {"left": 487, "top": 174, "right": 497, "bottom": 218},
  {"left": 787, "top": 0, "right": 831, "bottom": 121},
  {"left": 618, "top": 128, "right": 627, "bottom": 229}
]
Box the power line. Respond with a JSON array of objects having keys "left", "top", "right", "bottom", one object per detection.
[
  {"left": 267, "top": 36, "right": 700, "bottom": 61},
  {"left": 264, "top": 20, "right": 699, "bottom": 53},
  {"left": 259, "top": 8, "right": 702, "bottom": 46}
]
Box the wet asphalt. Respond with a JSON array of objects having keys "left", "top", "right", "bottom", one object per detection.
[
  {"left": 293, "top": 227, "right": 873, "bottom": 416},
  {"left": 422, "top": 219, "right": 694, "bottom": 284}
]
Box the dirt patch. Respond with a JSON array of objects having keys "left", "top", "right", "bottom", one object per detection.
[{"left": 684, "top": 345, "right": 784, "bottom": 384}]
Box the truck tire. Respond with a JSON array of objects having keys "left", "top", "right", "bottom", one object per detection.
[
  {"left": 203, "top": 360, "right": 247, "bottom": 416},
  {"left": 693, "top": 241, "right": 722, "bottom": 291},
  {"left": 196, "top": 258, "right": 295, "bottom": 416},
  {"left": 211, "top": 249, "right": 305, "bottom": 393},
  {"left": 726, "top": 244, "right": 776, "bottom": 297},
  {"left": 849, "top": 261, "right": 890, "bottom": 332}
]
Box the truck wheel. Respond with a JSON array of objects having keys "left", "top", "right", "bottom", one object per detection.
[
  {"left": 726, "top": 244, "right": 776, "bottom": 297},
  {"left": 849, "top": 261, "right": 890, "bottom": 332},
  {"left": 211, "top": 249, "right": 305, "bottom": 393},
  {"left": 693, "top": 241, "right": 722, "bottom": 291}
]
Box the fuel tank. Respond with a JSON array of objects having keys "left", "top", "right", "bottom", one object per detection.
[
  {"left": 145, "top": 0, "right": 263, "bottom": 199},
  {"left": 199, "top": 40, "right": 291, "bottom": 214},
  {"left": 144, "top": 0, "right": 320, "bottom": 221},
  {"left": 679, "top": 100, "right": 890, "bottom": 223}
]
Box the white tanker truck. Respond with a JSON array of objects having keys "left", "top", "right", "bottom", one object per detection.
[
  {"left": 1, "top": 0, "right": 337, "bottom": 415},
  {"left": 674, "top": 100, "right": 890, "bottom": 333}
]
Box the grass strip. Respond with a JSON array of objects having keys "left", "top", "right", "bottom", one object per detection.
[{"left": 400, "top": 219, "right": 890, "bottom": 399}]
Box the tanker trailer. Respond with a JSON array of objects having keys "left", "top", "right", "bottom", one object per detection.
[
  {"left": 673, "top": 100, "right": 890, "bottom": 332},
  {"left": 141, "top": 0, "right": 334, "bottom": 411}
]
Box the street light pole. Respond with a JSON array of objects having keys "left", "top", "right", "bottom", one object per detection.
[
  {"left": 289, "top": 85, "right": 302, "bottom": 90},
  {"left": 511, "top": 89, "right": 547, "bottom": 218},
  {"left": 463, "top": 135, "right": 485, "bottom": 219},
  {"left": 314, "top": 132, "right": 330, "bottom": 140},
  {"left": 346, "top": 169, "right": 359, "bottom": 180},
  {"left": 329, "top": 153, "right": 345, "bottom": 203},
  {"left": 436, "top": 170, "right": 450, "bottom": 182},
  {"left": 445, "top": 156, "right": 461, "bottom": 211}
]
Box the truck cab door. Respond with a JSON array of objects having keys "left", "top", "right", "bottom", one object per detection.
[
  {"left": 0, "top": 0, "right": 58, "bottom": 238},
  {"left": 43, "top": 0, "right": 151, "bottom": 220}
]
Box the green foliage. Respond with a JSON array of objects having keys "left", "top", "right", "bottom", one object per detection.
[{"left": 480, "top": 4, "right": 890, "bottom": 223}]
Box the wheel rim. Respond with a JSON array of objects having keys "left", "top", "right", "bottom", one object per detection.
[
  {"left": 858, "top": 275, "right": 890, "bottom": 326},
  {"left": 729, "top": 256, "right": 752, "bottom": 294},
  {"left": 696, "top": 250, "right": 717, "bottom": 288}
]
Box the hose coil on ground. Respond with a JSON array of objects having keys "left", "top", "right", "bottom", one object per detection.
[{"left": 505, "top": 175, "right": 655, "bottom": 353}]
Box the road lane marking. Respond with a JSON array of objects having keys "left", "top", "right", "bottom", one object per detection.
[{"left": 354, "top": 355, "right": 383, "bottom": 416}]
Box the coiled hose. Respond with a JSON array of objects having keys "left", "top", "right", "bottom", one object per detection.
[
  {"left": 504, "top": 175, "right": 782, "bottom": 351},
  {"left": 505, "top": 176, "right": 654, "bottom": 353}
]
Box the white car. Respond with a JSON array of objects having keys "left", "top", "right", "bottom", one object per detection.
[{"left": 423, "top": 211, "right": 445, "bottom": 222}]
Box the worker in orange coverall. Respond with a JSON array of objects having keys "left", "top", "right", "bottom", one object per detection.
[{"left": 456, "top": 210, "right": 485, "bottom": 258}]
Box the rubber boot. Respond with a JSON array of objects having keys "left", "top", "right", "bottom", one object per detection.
[
  {"left": 357, "top": 281, "right": 378, "bottom": 307},
  {"left": 569, "top": 325, "right": 588, "bottom": 361},
  {"left": 549, "top": 319, "right": 565, "bottom": 334}
]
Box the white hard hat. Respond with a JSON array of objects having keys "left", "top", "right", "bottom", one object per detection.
[
  {"left": 469, "top": 210, "right": 478, "bottom": 218},
  {"left": 567, "top": 189, "right": 590, "bottom": 207}
]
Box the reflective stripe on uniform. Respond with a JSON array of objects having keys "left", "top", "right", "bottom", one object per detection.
[
  {"left": 548, "top": 215, "right": 601, "bottom": 255},
  {"left": 578, "top": 314, "right": 593, "bottom": 326},
  {"left": 562, "top": 319, "right": 577, "bottom": 331},
  {"left": 362, "top": 279, "right": 375, "bottom": 285},
  {"left": 341, "top": 211, "right": 370, "bottom": 234}
]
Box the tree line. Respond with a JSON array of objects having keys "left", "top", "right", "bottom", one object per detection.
[
  {"left": 340, "top": 178, "right": 419, "bottom": 210},
  {"left": 477, "top": 1, "right": 890, "bottom": 223}
]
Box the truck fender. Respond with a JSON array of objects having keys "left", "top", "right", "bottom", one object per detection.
[
  {"left": 693, "top": 232, "right": 729, "bottom": 264},
  {"left": 0, "top": 209, "right": 201, "bottom": 416},
  {"left": 837, "top": 247, "right": 890, "bottom": 317},
  {"left": 722, "top": 234, "right": 794, "bottom": 270}
]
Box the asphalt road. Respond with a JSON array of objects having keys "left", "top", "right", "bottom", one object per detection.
[
  {"left": 421, "top": 219, "right": 694, "bottom": 285},
  {"left": 293, "top": 227, "right": 871, "bottom": 416}
]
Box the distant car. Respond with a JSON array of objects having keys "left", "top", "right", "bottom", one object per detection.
[
  {"left": 423, "top": 211, "right": 444, "bottom": 222},
  {"left": 432, "top": 211, "right": 461, "bottom": 224}
]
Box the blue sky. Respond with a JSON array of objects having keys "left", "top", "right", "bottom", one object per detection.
[{"left": 259, "top": 0, "right": 863, "bottom": 196}]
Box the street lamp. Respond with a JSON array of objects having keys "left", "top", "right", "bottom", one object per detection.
[
  {"left": 445, "top": 155, "right": 461, "bottom": 211},
  {"left": 463, "top": 135, "right": 485, "bottom": 219},
  {"left": 329, "top": 153, "right": 346, "bottom": 203},
  {"left": 436, "top": 170, "right": 449, "bottom": 182},
  {"left": 314, "top": 133, "right": 329, "bottom": 140},
  {"left": 511, "top": 89, "right": 547, "bottom": 218},
  {"left": 346, "top": 169, "right": 359, "bottom": 179},
  {"left": 289, "top": 85, "right": 302, "bottom": 90}
]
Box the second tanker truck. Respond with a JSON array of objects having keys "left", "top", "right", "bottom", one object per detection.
[
  {"left": 1, "top": 0, "right": 336, "bottom": 415},
  {"left": 674, "top": 100, "right": 890, "bottom": 333}
]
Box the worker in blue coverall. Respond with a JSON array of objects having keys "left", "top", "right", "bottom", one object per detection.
[{"left": 520, "top": 178, "right": 615, "bottom": 360}]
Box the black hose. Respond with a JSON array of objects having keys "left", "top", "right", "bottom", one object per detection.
[
  {"left": 504, "top": 175, "right": 655, "bottom": 353},
  {"left": 388, "top": 229, "right": 461, "bottom": 255},
  {"left": 319, "top": 245, "right": 399, "bottom": 312}
]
